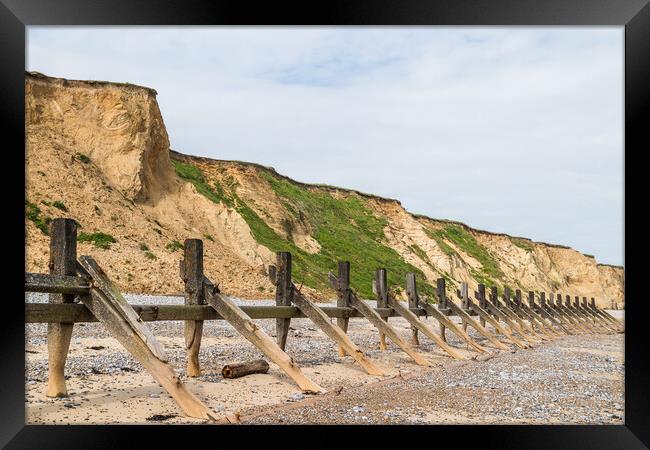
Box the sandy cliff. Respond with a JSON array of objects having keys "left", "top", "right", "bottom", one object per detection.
[{"left": 25, "top": 72, "right": 624, "bottom": 307}]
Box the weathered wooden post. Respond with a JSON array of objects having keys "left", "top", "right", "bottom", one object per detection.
[
  {"left": 336, "top": 261, "right": 351, "bottom": 356},
  {"left": 460, "top": 282, "right": 470, "bottom": 331},
  {"left": 275, "top": 252, "right": 293, "bottom": 350},
  {"left": 406, "top": 273, "right": 420, "bottom": 346},
  {"left": 504, "top": 287, "right": 512, "bottom": 309},
  {"left": 490, "top": 286, "right": 499, "bottom": 323},
  {"left": 375, "top": 268, "right": 389, "bottom": 350},
  {"left": 590, "top": 298, "right": 596, "bottom": 308},
  {"left": 478, "top": 283, "right": 487, "bottom": 327},
  {"left": 437, "top": 278, "right": 448, "bottom": 342},
  {"left": 46, "top": 218, "right": 78, "bottom": 398},
  {"left": 181, "top": 239, "right": 205, "bottom": 377},
  {"left": 528, "top": 291, "right": 535, "bottom": 308}
]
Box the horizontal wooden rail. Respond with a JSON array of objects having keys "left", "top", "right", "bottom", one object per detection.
[
  {"left": 25, "top": 302, "right": 429, "bottom": 324},
  {"left": 26, "top": 272, "right": 91, "bottom": 295}
]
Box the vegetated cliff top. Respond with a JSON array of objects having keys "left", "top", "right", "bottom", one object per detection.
[
  {"left": 171, "top": 149, "right": 611, "bottom": 263},
  {"left": 26, "top": 71, "right": 158, "bottom": 95}
]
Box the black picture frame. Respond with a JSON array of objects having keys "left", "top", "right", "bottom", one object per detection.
[{"left": 2, "top": 0, "right": 647, "bottom": 448}]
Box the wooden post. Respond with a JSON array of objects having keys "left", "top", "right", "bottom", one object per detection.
[
  {"left": 181, "top": 239, "right": 205, "bottom": 377},
  {"left": 275, "top": 252, "right": 293, "bottom": 350},
  {"left": 489, "top": 286, "right": 499, "bottom": 324},
  {"left": 478, "top": 283, "right": 487, "bottom": 327},
  {"left": 504, "top": 287, "right": 512, "bottom": 309},
  {"left": 46, "top": 218, "right": 78, "bottom": 398},
  {"left": 437, "top": 278, "right": 447, "bottom": 342},
  {"left": 406, "top": 273, "right": 420, "bottom": 346},
  {"left": 375, "top": 268, "right": 389, "bottom": 350},
  {"left": 336, "top": 261, "right": 351, "bottom": 356},
  {"left": 460, "top": 282, "right": 470, "bottom": 332}
]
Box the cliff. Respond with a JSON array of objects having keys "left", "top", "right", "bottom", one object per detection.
[{"left": 25, "top": 72, "right": 624, "bottom": 307}]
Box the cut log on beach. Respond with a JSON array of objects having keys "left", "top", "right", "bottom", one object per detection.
[{"left": 222, "top": 359, "right": 270, "bottom": 379}]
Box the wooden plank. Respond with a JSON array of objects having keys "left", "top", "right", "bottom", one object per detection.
[
  {"left": 579, "top": 297, "right": 603, "bottom": 326},
  {"left": 405, "top": 273, "right": 420, "bottom": 346},
  {"left": 582, "top": 297, "right": 619, "bottom": 332},
  {"left": 26, "top": 272, "right": 90, "bottom": 295},
  {"left": 349, "top": 292, "right": 430, "bottom": 366},
  {"left": 589, "top": 298, "right": 623, "bottom": 330},
  {"left": 204, "top": 284, "right": 324, "bottom": 393},
  {"left": 375, "top": 269, "right": 389, "bottom": 351},
  {"left": 46, "top": 218, "right": 78, "bottom": 398},
  {"left": 77, "top": 256, "right": 217, "bottom": 421},
  {"left": 514, "top": 290, "right": 559, "bottom": 338},
  {"left": 419, "top": 303, "right": 488, "bottom": 353},
  {"left": 275, "top": 252, "right": 293, "bottom": 350},
  {"left": 551, "top": 294, "right": 590, "bottom": 333},
  {"left": 292, "top": 288, "right": 385, "bottom": 376},
  {"left": 528, "top": 292, "right": 571, "bottom": 335},
  {"left": 467, "top": 301, "right": 530, "bottom": 349},
  {"left": 485, "top": 298, "right": 538, "bottom": 346},
  {"left": 572, "top": 295, "right": 610, "bottom": 333},
  {"left": 415, "top": 277, "right": 487, "bottom": 353},
  {"left": 387, "top": 297, "right": 464, "bottom": 360},
  {"left": 591, "top": 297, "right": 622, "bottom": 325},
  {"left": 492, "top": 294, "right": 545, "bottom": 343},
  {"left": 181, "top": 239, "right": 205, "bottom": 377},
  {"left": 336, "top": 262, "right": 351, "bottom": 356},
  {"left": 574, "top": 296, "right": 612, "bottom": 332},
  {"left": 25, "top": 303, "right": 434, "bottom": 324},
  {"left": 79, "top": 256, "right": 167, "bottom": 361},
  {"left": 561, "top": 294, "right": 598, "bottom": 333},
  {"left": 533, "top": 292, "right": 573, "bottom": 334},
  {"left": 443, "top": 298, "right": 510, "bottom": 351}
]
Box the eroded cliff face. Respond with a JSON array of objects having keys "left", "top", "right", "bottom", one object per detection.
[{"left": 25, "top": 72, "right": 624, "bottom": 306}]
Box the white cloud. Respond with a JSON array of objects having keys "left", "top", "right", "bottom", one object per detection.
[{"left": 26, "top": 26, "right": 624, "bottom": 265}]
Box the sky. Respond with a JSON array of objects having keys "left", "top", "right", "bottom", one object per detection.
[{"left": 26, "top": 27, "right": 624, "bottom": 266}]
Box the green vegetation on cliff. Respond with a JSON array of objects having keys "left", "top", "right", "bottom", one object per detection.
[
  {"left": 426, "top": 223, "right": 503, "bottom": 289},
  {"left": 171, "top": 157, "right": 435, "bottom": 298}
]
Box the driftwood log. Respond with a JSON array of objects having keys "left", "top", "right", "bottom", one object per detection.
[{"left": 222, "top": 360, "right": 270, "bottom": 379}]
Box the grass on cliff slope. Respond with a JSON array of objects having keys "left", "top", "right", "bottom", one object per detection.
[
  {"left": 78, "top": 231, "right": 116, "bottom": 250},
  {"left": 510, "top": 237, "right": 535, "bottom": 252},
  {"left": 171, "top": 158, "right": 435, "bottom": 298},
  {"left": 427, "top": 223, "right": 503, "bottom": 288},
  {"left": 25, "top": 201, "right": 52, "bottom": 235}
]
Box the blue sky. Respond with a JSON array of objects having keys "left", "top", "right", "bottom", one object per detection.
[{"left": 26, "top": 27, "right": 624, "bottom": 265}]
